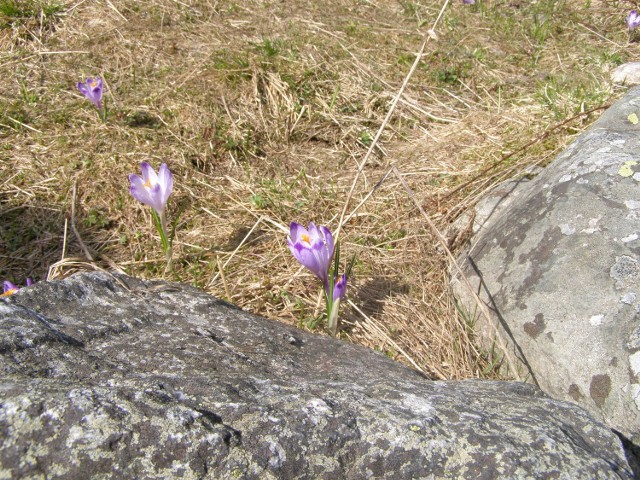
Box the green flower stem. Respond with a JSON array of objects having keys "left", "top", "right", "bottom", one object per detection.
[
  {"left": 325, "top": 267, "right": 338, "bottom": 337},
  {"left": 327, "top": 298, "right": 340, "bottom": 337},
  {"left": 151, "top": 209, "right": 173, "bottom": 272},
  {"left": 99, "top": 98, "right": 108, "bottom": 123}
]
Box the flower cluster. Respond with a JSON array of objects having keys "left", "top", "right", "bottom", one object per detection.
[
  {"left": 23, "top": 75, "right": 355, "bottom": 338},
  {"left": 125, "top": 164, "right": 348, "bottom": 333},
  {"left": 78, "top": 77, "right": 177, "bottom": 270}
]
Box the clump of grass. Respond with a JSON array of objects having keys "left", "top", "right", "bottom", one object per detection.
[
  {"left": 0, "top": 0, "right": 62, "bottom": 20},
  {"left": 0, "top": 0, "right": 635, "bottom": 380},
  {"left": 0, "top": 0, "right": 64, "bottom": 32}
]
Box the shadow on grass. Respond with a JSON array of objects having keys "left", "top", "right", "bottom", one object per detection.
[
  {"left": 350, "top": 277, "right": 410, "bottom": 320},
  {"left": 0, "top": 201, "right": 111, "bottom": 284}
]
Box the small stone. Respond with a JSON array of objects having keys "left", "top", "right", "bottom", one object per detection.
[{"left": 611, "top": 62, "right": 640, "bottom": 85}]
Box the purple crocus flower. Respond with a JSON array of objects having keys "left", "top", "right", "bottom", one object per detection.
[
  {"left": 333, "top": 273, "right": 347, "bottom": 301},
  {"left": 2, "top": 278, "right": 34, "bottom": 296},
  {"left": 129, "top": 162, "right": 174, "bottom": 216},
  {"left": 327, "top": 273, "right": 348, "bottom": 335},
  {"left": 288, "top": 222, "right": 334, "bottom": 290},
  {"left": 462, "top": 0, "right": 475, "bottom": 4},
  {"left": 77, "top": 77, "right": 104, "bottom": 110},
  {"left": 628, "top": 10, "right": 640, "bottom": 31},
  {"left": 3, "top": 281, "right": 19, "bottom": 296}
]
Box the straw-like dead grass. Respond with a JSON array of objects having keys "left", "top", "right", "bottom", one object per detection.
[{"left": 0, "top": 0, "right": 635, "bottom": 379}]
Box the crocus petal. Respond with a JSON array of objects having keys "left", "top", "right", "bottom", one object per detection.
[
  {"left": 91, "top": 77, "right": 103, "bottom": 92},
  {"left": 289, "top": 222, "right": 307, "bottom": 244},
  {"left": 306, "top": 223, "right": 332, "bottom": 268},
  {"left": 628, "top": 10, "right": 640, "bottom": 30},
  {"left": 89, "top": 78, "right": 103, "bottom": 108},
  {"left": 140, "top": 162, "right": 157, "bottom": 186},
  {"left": 309, "top": 227, "right": 332, "bottom": 274},
  {"left": 287, "top": 237, "right": 302, "bottom": 262},
  {"left": 333, "top": 274, "right": 347, "bottom": 301},
  {"left": 319, "top": 225, "right": 334, "bottom": 259},
  {"left": 77, "top": 82, "right": 89, "bottom": 96},
  {"left": 157, "top": 163, "right": 174, "bottom": 206},
  {"left": 3, "top": 281, "right": 18, "bottom": 294},
  {"left": 307, "top": 221, "right": 318, "bottom": 234},
  {"left": 129, "top": 174, "right": 155, "bottom": 207},
  {"left": 307, "top": 222, "right": 323, "bottom": 245},
  {"left": 290, "top": 242, "right": 326, "bottom": 282},
  {"left": 287, "top": 236, "right": 297, "bottom": 256},
  {"left": 145, "top": 183, "right": 163, "bottom": 214},
  {"left": 25, "top": 278, "right": 34, "bottom": 286}
]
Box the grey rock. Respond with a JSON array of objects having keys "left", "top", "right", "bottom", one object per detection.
[
  {"left": 0, "top": 272, "right": 634, "bottom": 479},
  {"left": 452, "top": 86, "right": 640, "bottom": 446},
  {"left": 612, "top": 62, "right": 640, "bottom": 86}
]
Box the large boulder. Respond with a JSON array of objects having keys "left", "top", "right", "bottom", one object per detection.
[
  {"left": 452, "top": 86, "right": 640, "bottom": 447},
  {"left": 0, "top": 272, "right": 635, "bottom": 478}
]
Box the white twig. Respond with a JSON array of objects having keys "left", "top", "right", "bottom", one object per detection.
[{"left": 335, "top": 0, "right": 451, "bottom": 240}]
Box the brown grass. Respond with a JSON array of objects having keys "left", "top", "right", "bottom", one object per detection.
[{"left": 0, "top": 0, "right": 635, "bottom": 380}]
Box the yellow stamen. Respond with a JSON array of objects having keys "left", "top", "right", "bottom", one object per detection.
[
  {"left": 144, "top": 179, "right": 152, "bottom": 189},
  {"left": 1, "top": 289, "right": 17, "bottom": 297},
  {"left": 301, "top": 234, "right": 310, "bottom": 244}
]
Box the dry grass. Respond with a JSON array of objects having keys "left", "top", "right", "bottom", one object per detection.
[{"left": 0, "top": 0, "right": 635, "bottom": 380}]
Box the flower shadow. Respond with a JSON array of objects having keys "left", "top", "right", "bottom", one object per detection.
[{"left": 349, "top": 277, "right": 410, "bottom": 321}]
